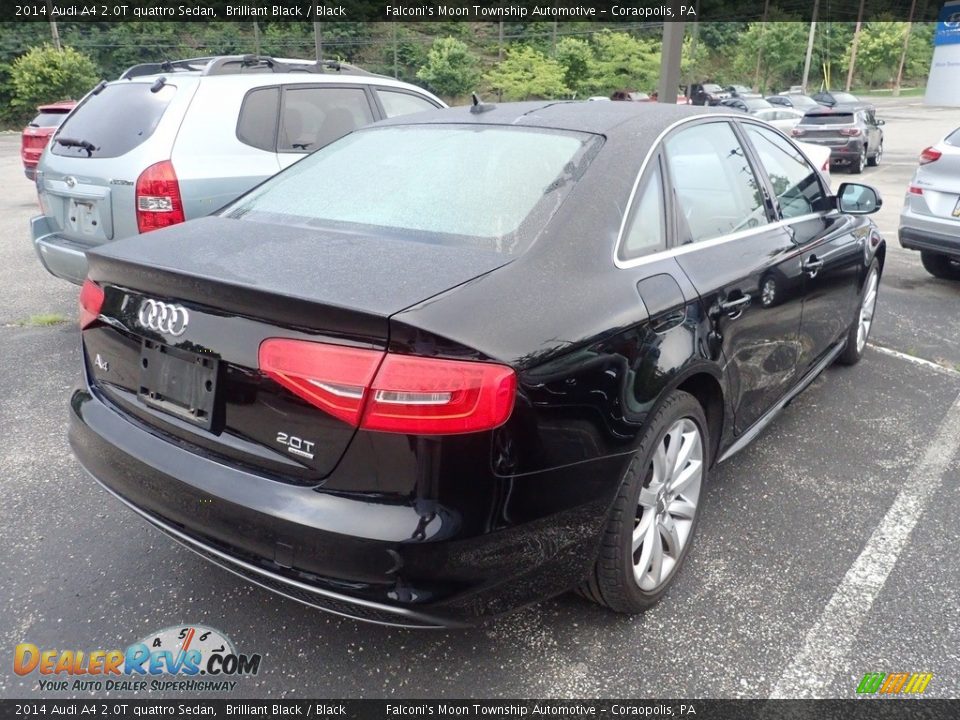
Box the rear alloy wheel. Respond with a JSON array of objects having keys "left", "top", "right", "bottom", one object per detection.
[
  {"left": 920, "top": 251, "right": 960, "bottom": 280},
  {"left": 850, "top": 146, "right": 866, "bottom": 174},
  {"left": 868, "top": 141, "right": 882, "bottom": 167},
  {"left": 579, "top": 391, "right": 708, "bottom": 612},
  {"left": 838, "top": 260, "right": 880, "bottom": 365}
]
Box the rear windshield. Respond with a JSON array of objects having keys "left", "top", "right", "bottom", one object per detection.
[
  {"left": 222, "top": 125, "right": 601, "bottom": 254},
  {"left": 30, "top": 110, "right": 71, "bottom": 128},
  {"left": 803, "top": 113, "right": 854, "bottom": 125},
  {"left": 703, "top": 84, "right": 722, "bottom": 92},
  {"left": 51, "top": 83, "right": 177, "bottom": 158},
  {"left": 830, "top": 93, "right": 859, "bottom": 104},
  {"left": 946, "top": 128, "right": 960, "bottom": 147}
]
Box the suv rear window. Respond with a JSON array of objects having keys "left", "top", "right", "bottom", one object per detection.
[
  {"left": 51, "top": 83, "right": 177, "bottom": 159},
  {"left": 30, "top": 111, "right": 71, "bottom": 128},
  {"left": 803, "top": 113, "right": 854, "bottom": 125},
  {"left": 946, "top": 128, "right": 960, "bottom": 147},
  {"left": 224, "top": 125, "right": 600, "bottom": 253}
]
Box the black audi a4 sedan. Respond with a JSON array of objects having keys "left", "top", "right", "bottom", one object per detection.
[{"left": 72, "top": 101, "right": 885, "bottom": 627}]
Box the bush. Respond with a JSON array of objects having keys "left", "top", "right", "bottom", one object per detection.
[{"left": 10, "top": 45, "right": 99, "bottom": 120}]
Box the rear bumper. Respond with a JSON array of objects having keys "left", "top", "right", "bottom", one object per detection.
[
  {"left": 31, "top": 215, "right": 91, "bottom": 285},
  {"left": 70, "top": 371, "right": 623, "bottom": 627},
  {"left": 899, "top": 208, "right": 960, "bottom": 258}
]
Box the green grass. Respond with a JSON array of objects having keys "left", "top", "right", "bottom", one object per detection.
[
  {"left": 21, "top": 313, "right": 69, "bottom": 327},
  {"left": 852, "top": 86, "right": 925, "bottom": 97}
]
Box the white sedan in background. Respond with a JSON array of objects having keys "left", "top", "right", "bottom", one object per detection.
[
  {"left": 795, "top": 139, "right": 832, "bottom": 188},
  {"left": 754, "top": 107, "right": 806, "bottom": 132}
]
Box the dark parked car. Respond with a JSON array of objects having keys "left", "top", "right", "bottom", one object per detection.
[
  {"left": 718, "top": 97, "right": 773, "bottom": 113},
  {"left": 791, "top": 104, "right": 885, "bottom": 174},
  {"left": 72, "top": 102, "right": 885, "bottom": 627},
  {"left": 812, "top": 90, "right": 862, "bottom": 107},
  {"left": 20, "top": 101, "right": 76, "bottom": 180},
  {"left": 767, "top": 94, "right": 820, "bottom": 112},
  {"left": 724, "top": 84, "right": 761, "bottom": 99},
  {"left": 689, "top": 83, "right": 730, "bottom": 106}
]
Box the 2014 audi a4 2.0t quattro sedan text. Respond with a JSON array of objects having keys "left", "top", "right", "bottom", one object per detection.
[{"left": 71, "top": 101, "right": 885, "bottom": 628}]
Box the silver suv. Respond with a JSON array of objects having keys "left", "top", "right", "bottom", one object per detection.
[{"left": 31, "top": 55, "right": 444, "bottom": 284}]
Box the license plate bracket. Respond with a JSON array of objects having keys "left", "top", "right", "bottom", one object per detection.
[
  {"left": 68, "top": 198, "right": 101, "bottom": 236},
  {"left": 952, "top": 197, "right": 960, "bottom": 218},
  {"left": 138, "top": 340, "right": 219, "bottom": 430}
]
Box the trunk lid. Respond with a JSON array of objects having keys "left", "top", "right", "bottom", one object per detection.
[
  {"left": 911, "top": 141, "right": 960, "bottom": 221},
  {"left": 83, "top": 216, "right": 511, "bottom": 480}
]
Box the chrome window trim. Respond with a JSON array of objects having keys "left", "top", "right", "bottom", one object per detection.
[{"left": 613, "top": 113, "right": 829, "bottom": 270}]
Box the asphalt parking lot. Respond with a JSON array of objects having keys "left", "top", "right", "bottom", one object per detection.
[{"left": 1, "top": 97, "right": 959, "bottom": 700}]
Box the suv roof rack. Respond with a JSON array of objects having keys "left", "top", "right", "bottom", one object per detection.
[{"left": 120, "top": 55, "right": 380, "bottom": 80}]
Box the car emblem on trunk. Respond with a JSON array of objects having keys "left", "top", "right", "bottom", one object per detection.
[
  {"left": 138, "top": 299, "right": 189, "bottom": 336},
  {"left": 64, "top": 176, "right": 77, "bottom": 188}
]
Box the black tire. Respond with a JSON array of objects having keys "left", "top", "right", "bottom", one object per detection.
[
  {"left": 850, "top": 146, "right": 866, "bottom": 174},
  {"left": 867, "top": 141, "right": 882, "bottom": 167},
  {"left": 920, "top": 251, "right": 960, "bottom": 280},
  {"left": 579, "top": 390, "right": 709, "bottom": 613},
  {"left": 837, "top": 260, "right": 880, "bottom": 366}
]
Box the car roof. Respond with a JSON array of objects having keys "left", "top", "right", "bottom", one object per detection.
[{"left": 373, "top": 100, "right": 716, "bottom": 137}]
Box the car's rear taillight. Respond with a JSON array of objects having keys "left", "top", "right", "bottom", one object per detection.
[
  {"left": 908, "top": 185, "right": 924, "bottom": 195},
  {"left": 79, "top": 279, "right": 104, "bottom": 330},
  {"left": 135, "top": 160, "right": 185, "bottom": 233},
  {"left": 821, "top": 159, "right": 829, "bottom": 172},
  {"left": 919, "top": 147, "right": 942, "bottom": 165},
  {"left": 791, "top": 128, "right": 805, "bottom": 137},
  {"left": 839, "top": 128, "right": 862, "bottom": 137},
  {"left": 258, "top": 339, "right": 517, "bottom": 435}
]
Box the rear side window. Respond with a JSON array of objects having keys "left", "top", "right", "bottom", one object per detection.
[
  {"left": 224, "top": 125, "right": 599, "bottom": 254},
  {"left": 377, "top": 89, "right": 438, "bottom": 118},
  {"left": 278, "top": 87, "right": 374, "bottom": 152},
  {"left": 30, "top": 111, "right": 71, "bottom": 128},
  {"left": 664, "top": 121, "right": 768, "bottom": 243},
  {"left": 803, "top": 113, "right": 854, "bottom": 126},
  {"left": 237, "top": 87, "right": 280, "bottom": 151},
  {"left": 947, "top": 128, "right": 960, "bottom": 147},
  {"left": 621, "top": 163, "right": 665, "bottom": 260},
  {"left": 51, "top": 83, "right": 177, "bottom": 158}
]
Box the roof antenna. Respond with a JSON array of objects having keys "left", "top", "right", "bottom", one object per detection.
[{"left": 470, "top": 92, "right": 495, "bottom": 114}]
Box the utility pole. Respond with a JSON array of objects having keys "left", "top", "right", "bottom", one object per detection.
[
  {"left": 801, "top": 0, "right": 820, "bottom": 94},
  {"left": 46, "top": 0, "right": 61, "bottom": 50},
  {"left": 753, "top": 0, "right": 770, "bottom": 92},
  {"left": 551, "top": 20, "right": 557, "bottom": 56},
  {"left": 314, "top": 22, "right": 323, "bottom": 64},
  {"left": 845, "top": 0, "right": 866, "bottom": 92},
  {"left": 893, "top": 0, "right": 918, "bottom": 97},
  {"left": 393, "top": 24, "right": 399, "bottom": 78},
  {"left": 253, "top": 22, "right": 261, "bottom": 56},
  {"left": 658, "top": 22, "right": 686, "bottom": 104}
]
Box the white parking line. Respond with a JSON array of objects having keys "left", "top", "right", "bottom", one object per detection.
[
  {"left": 769, "top": 390, "right": 960, "bottom": 698},
  {"left": 868, "top": 343, "right": 960, "bottom": 378}
]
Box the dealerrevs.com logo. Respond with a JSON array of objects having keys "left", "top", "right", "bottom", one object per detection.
[{"left": 14, "top": 625, "right": 262, "bottom": 692}]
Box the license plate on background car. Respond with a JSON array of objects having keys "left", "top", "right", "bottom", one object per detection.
[
  {"left": 953, "top": 197, "right": 960, "bottom": 218},
  {"left": 138, "top": 340, "right": 218, "bottom": 430}
]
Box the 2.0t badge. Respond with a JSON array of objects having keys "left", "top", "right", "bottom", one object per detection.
[{"left": 138, "top": 299, "right": 190, "bottom": 337}]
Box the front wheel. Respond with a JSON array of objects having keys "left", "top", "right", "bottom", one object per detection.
[
  {"left": 579, "top": 391, "right": 708, "bottom": 613},
  {"left": 868, "top": 141, "right": 882, "bottom": 167},
  {"left": 838, "top": 260, "right": 880, "bottom": 365}
]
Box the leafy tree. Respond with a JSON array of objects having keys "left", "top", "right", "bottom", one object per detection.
[
  {"left": 485, "top": 45, "right": 569, "bottom": 100},
  {"left": 555, "top": 36, "right": 592, "bottom": 97},
  {"left": 416, "top": 37, "right": 480, "bottom": 98},
  {"left": 852, "top": 22, "right": 908, "bottom": 86},
  {"left": 585, "top": 31, "right": 660, "bottom": 95},
  {"left": 727, "top": 20, "right": 809, "bottom": 94},
  {"left": 10, "top": 45, "right": 99, "bottom": 118}
]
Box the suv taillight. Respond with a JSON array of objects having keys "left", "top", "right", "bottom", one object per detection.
[
  {"left": 920, "top": 147, "right": 942, "bottom": 165},
  {"left": 135, "top": 160, "right": 184, "bottom": 233},
  {"left": 791, "top": 128, "right": 805, "bottom": 137},
  {"left": 259, "top": 339, "right": 517, "bottom": 435},
  {"left": 79, "top": 279, "right": 104, "bottom": 330},
  {"left": 839, "top": 128, "right": 862, "bottom": 137}
]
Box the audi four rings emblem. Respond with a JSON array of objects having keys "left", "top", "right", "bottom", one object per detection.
[{"left": 138, "top": 299, "right": 189, "bottom": 336}]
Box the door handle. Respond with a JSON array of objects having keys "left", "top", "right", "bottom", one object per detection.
[
  {"left": 718, "top": 294, "right": 751, "bottom": 318},
  {"left": 803, "top": 256, "right": 824, "bottom": 276}
]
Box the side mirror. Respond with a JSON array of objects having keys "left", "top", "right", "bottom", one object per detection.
[
  {"left": 876, "top": 119, "right": 886, "bottom": 126},
  {"left": 837, "top": 182, "right": 882, "bottom": 215}
]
